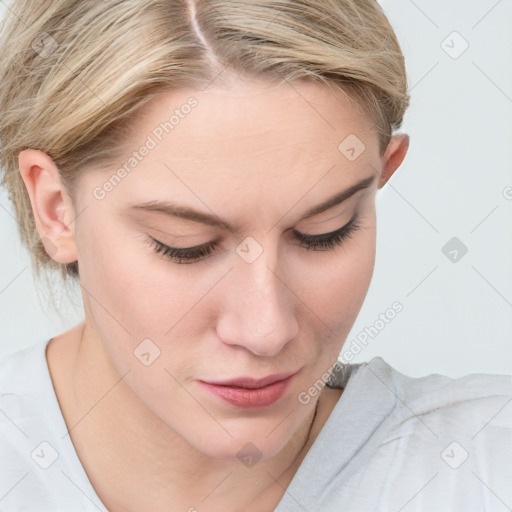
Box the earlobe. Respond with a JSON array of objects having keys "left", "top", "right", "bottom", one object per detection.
[
  {"left": 18, "top": 149, "right": 79, "bottom": 264},
  {"left": 378, "top": 133, "right": 410, "bottom": 188}
]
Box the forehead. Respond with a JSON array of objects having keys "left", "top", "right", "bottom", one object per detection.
[
  {"left": 82, "top": 77, "right": 380, "bottom": 227},
  {"left": 127, "top": 77, "right": 379, "bottom": 167}
]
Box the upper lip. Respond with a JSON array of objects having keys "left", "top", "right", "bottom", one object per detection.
[{"left": 199, "top": 370, "right": 298, "bottom": 389}]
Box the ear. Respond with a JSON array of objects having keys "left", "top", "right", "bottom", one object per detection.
[
  {"left": 18, "top": 149, "right": 78, "bottom": 264},
  {"left": 377, "top": 133, "right": 409, "bottom": 188}
]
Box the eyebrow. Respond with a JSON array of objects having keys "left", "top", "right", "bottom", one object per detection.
[{"left": 125, "top": 174, "right": 376, "bottom": 233}]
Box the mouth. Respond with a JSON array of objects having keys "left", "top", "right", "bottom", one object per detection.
[{"left": 197, "top": 371, "right": 298, "bottom": 409}]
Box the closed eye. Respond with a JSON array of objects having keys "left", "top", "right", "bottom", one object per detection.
[
  {"left": 149, "top": 215, "right": 362, "bottom": 264},
  {"left": 293, "top": 215, "right": 362, "bottom": 251}
]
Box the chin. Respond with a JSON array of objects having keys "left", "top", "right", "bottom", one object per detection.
[
  {"left": 187, "top": 419, "right": 295, "bottom": 463},
  {"left": 200, "top": 437, "right": 286, "bottom": 464}
]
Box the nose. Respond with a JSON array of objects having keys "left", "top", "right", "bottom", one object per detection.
[{"left": 216, "top": 245, "right": 299, "bottom": 357}]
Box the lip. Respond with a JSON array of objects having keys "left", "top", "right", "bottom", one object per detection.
[
  {"left": 201, "top": 371, "right": 298, "bottom": 389},
  {"left": 197, "top": 371, "right": 298, "bottom": 409}
]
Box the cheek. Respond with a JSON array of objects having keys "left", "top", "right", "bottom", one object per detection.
[
  {"left": 77, "top": 224, "right": 222, "bottom": 377},
  {"left": 300, "top": 219, "right": 376, "bottom": 313},
  {"left": 75, "top": 219, "right": 178, "bottom": 367},
  {"left": 77, "top": 216, "right": 185, "bottom": 329},
  {"left": 295, "top": 218, "right": 376, "bottom": 354}
]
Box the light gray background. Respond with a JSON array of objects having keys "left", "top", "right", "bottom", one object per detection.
[{"left": 1, "top": 0, "right": 511, "bottom": 377}]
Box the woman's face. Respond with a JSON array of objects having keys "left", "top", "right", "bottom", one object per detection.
[{"left": 72, "top": 76, "right": 385, "bottom": 461}]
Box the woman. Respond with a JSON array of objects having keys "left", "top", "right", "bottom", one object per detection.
[{"left": 0, "top": 1, "right": 510, "bottom": 511}]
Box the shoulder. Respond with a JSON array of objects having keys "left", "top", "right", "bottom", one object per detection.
[
  {"left": 353, "top": 357, "right": 512, "bottom": 510},
  {"left": 365, "top": 356, "right": 512, "bottom": 428},
  {"left": 0, "top": 341, "right": 56, "bottom": 454},
  {"left": 0, "top": 341, "right": 53, "bottom": 507},
  {"left": 284, "top": 359, "right": 511, "bottom": 511},
  {"left": 0, "top": 341, "right": 47, "bottom": 398},
  {"left": 327, "top": 355, "right": 512, "bottom": 438},
  {"left": 347, "top": 356, "right": 512, "bottom": 452},
  {"left": 0, "top": 340, "right": 108, "bottom": 511}
]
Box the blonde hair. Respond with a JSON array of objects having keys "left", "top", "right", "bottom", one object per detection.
[{"left": 0, "top": 0, "right": 409, "bottom": 287}]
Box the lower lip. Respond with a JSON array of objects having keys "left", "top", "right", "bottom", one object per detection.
[{"left": 197, "top": 375, "right": 296, "bottom": 409}]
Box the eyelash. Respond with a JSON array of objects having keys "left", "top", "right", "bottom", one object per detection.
[{"left": 149, "top": 216, "right": 362, "bottom": 264}]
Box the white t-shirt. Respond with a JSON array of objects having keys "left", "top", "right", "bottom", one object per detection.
[{"left": 1, "top": 338, "right": 511, "bottom": 512}]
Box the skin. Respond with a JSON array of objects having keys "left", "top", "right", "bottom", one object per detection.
[{"left": 19, "top": 75, "right": 408, "bottom": 512}]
